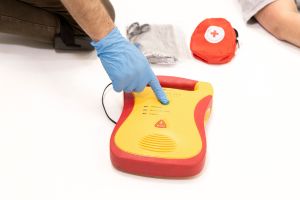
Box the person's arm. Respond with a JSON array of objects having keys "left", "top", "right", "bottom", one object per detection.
[
  {"left": 60, "top": 0, "right": 169, "bottom": 104},
  {"left": 61, "top": 0, "right": 114, "bottom": 41},
  {"left": 255, "top": 0, "right": 300, "bottom": 47}
]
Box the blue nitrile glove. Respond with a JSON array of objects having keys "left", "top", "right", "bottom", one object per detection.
[{"left": 91, "top": 27, "right": 169, "bottom": 105}]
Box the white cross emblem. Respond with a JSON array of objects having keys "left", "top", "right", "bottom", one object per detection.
[{"left": 204, "top": 26, "right": 225, "bottom": 44}]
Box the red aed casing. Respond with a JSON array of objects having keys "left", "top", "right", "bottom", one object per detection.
[{"left": 110, "top": 76, "right": 213, "bottom": 178}]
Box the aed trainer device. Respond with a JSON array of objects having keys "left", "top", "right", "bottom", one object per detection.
[{"left": 110, "top": 76, "right": 213, "bottom": 178}]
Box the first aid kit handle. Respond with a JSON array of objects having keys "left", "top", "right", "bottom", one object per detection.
[{"left": 157, "top": 76, "right": 198, "bottom": 91}]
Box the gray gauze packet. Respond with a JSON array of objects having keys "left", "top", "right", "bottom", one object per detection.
[{"left": 127, "top": 23, "right": 187, "bottom": 65}]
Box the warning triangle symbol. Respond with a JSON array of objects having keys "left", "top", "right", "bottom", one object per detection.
[{"left": 155, "top": 120, "right": 166, "bottom": 128}]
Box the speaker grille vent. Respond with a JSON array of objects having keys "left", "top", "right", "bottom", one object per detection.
[{"left": 139, "top": 134, "right": 176, "bottom": 152}]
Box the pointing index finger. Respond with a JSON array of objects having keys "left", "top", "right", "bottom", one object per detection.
[{"left": 149, "top": 76, "right": 169, "bottom": 105}]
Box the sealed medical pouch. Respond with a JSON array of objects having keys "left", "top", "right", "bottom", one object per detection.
[{"left": 190, "top": 18, "right": 238, "bottom": 64}]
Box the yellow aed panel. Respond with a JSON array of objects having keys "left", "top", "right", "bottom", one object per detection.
[{"left": 114, "top": 82, "right": 213, "bottom": 159}]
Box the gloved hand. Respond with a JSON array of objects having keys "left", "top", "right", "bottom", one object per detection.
[{"left": 91, "top": 27, "right": 169, "bottom": 105}]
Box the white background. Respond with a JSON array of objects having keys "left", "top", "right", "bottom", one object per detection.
[{"left": 1, "top": 0, "right": 300, "bottom": 199}]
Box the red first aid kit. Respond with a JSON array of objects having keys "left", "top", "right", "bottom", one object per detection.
[{"left": 190, "top": 18, "right": 238, "bottom": 64}]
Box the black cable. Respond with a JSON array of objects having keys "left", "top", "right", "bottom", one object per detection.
[{"left": 102, "top": 83, "right": 117, "bottom": 124}]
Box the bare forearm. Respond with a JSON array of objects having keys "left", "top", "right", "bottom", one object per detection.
[
  {"left": 275, "top": 12, "right": 300, "bottom": 47},
  {"left": 61, "top": 0, "right": 115, "bottom": 41},
  {"left": 256, "top": 0, "right": 300, "bottom": 47}
]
